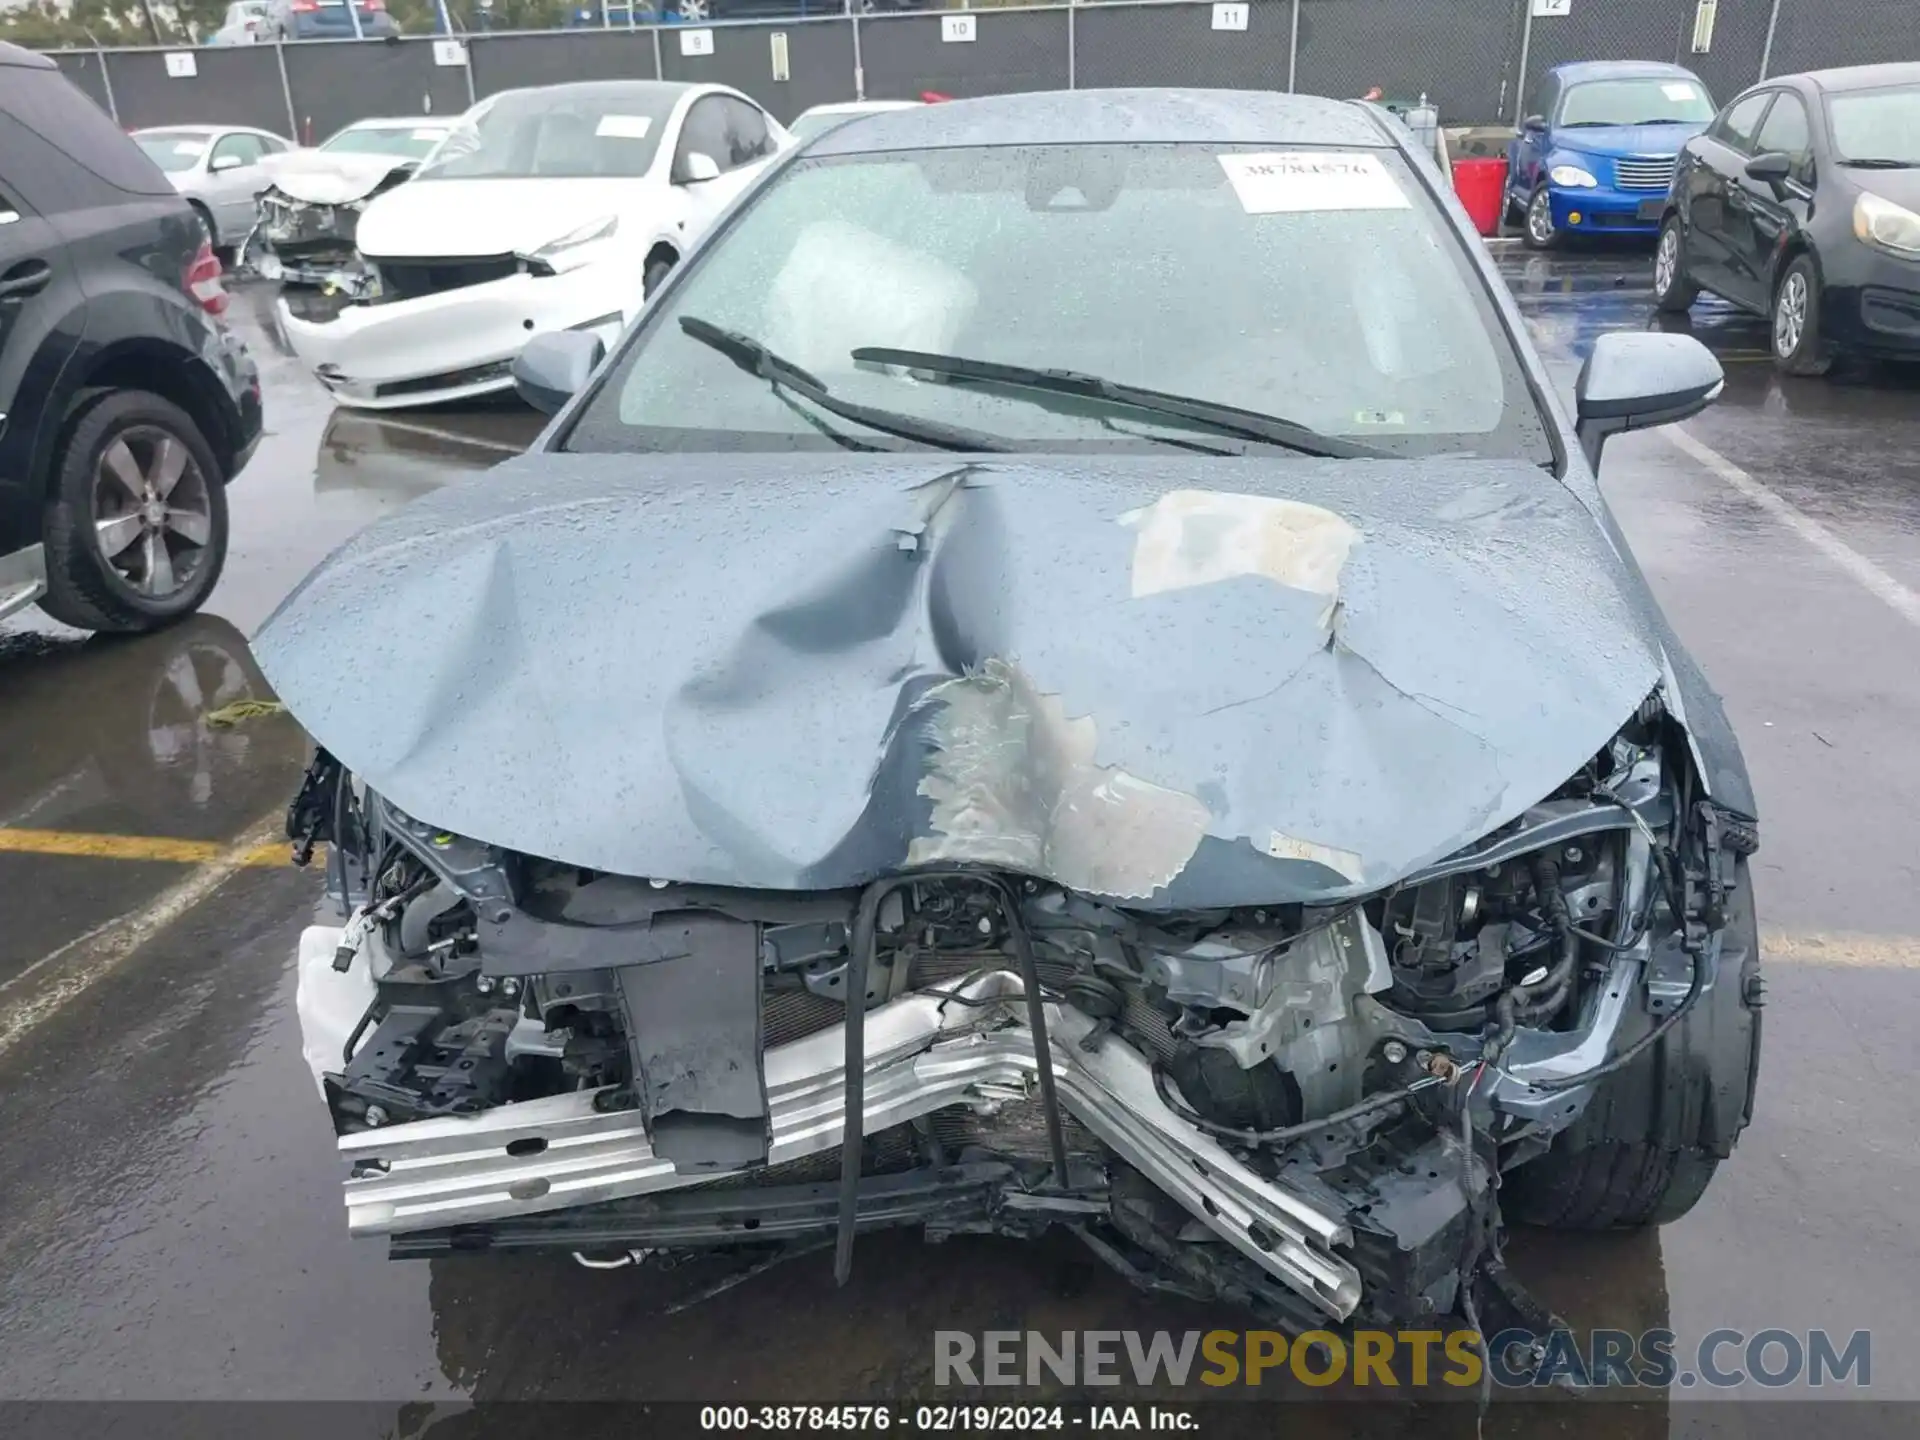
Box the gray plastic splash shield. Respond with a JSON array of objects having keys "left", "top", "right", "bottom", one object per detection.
[{"left": 252, "top": 453, "right": 1665, "bottom": 909}]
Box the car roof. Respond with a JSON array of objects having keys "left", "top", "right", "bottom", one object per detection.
[
  {"left": 801, "top": 100, "right": 921, "bottom": 117},
  {"left": 487, "top": 80, "right": 699, "bottom": 105},
  {"left": 1797, "top": 61, "right": 1920, "bottom": 93},
  {"left": 337, "top": 116, "right": 448, "bottom": 130},
  {"left": 133, "top": 123, "right": 277, "bottom": 137},
  {"left": 1549, "top": 60, "right": 1702, "bottom": 84},
  {"left": 0, "top": 41, "right": 57, "bottom": 70},
  {"left": 808, "top": 87, "right": 1391, "bottom": 156}
]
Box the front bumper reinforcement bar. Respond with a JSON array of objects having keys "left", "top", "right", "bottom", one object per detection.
[{"left": 339, "top": 973, "right": 1362, "bottom": 1319}]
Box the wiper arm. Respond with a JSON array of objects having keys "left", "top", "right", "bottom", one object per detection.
[
  {"left": 850, "top": 347, "right": 1391, "bottom": 460},
  {"left": 1839, "top": 157, "right": 1919, "bottom": 169},
  {"left": 678, "top": 316, "right": 1012, "bottom": 454}
]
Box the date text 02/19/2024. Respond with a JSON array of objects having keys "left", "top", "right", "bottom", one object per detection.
[{"left": 699, "top": 1407, "right": 1196, "bottom": 1432}]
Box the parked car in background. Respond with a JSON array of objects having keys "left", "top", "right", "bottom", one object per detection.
[
  {"left": 1653, "top": 62, "right": 1920, "bottom": 375},
  {"left": 133, "top": 124, "right": 293, "bottom": 249},
  {"left": 209, "top": 0, "right": 274, "bottom": 43},
  {"left": 787, "top": 99, "right": 924, "bottom": 144},
  {"left": 251, "top": 118, "right": 454, "bottom": 285},
  {"left": 1, "top": 44, "right": 261, "bottom": 633},
  {"left": 266, "top": 0, "right": 399, "bottom": 40},
  {"left": 278, "top": 80, "right": 791, "bottom": 409},
  {"left": 1509, "top": 60, "right": 1716, "bottom": 248}
]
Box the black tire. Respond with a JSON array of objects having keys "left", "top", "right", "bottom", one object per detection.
[
  {"left": 1506, "top": 858, "right": 1763, "bottom": 1230},
  {"left": 38, "top": 391, "right": 230, "bottom": 634},
  {"left": 642, "top": 253, "right": 675, "bottom": 299},
  {"left": 1522, "top": 187, "right": 1560, "bottom": 251},
  {"left": 1771, "top": 253, "right": 1832, "bottom": 377},
  {"left": 188, "top": 200, "right": 216, "bottom": 249},
  {"left": 1651, "top": 216, "right": 1700, "bottom": 313}
]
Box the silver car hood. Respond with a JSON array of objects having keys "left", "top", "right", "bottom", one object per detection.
[{"left": 253, "top": 453, "right": 1665, "bottom": 909}]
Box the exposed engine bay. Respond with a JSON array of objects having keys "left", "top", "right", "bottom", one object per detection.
[
  {"left": 245, "top": 169, "right": 412, "bottom": 296},
  {"left": 290, "top": 710, "right": 1751, "bottom": 1337}
]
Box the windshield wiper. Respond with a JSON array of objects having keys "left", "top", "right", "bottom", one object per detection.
[
  {"left": 849, "top": 347, "right": 1392, "bottom": 460},
  {"left": 1839, "top": 157, "right": 1919, "bottom": 169},
  {"left": 677, "top": 316, "right": 1012, "bottom": 454}
]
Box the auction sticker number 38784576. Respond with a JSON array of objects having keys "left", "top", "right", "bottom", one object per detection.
[{"left": 1216, "top": 151, "right": 1412, "bottom": 214}]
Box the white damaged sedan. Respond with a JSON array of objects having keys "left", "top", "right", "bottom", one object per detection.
[{"left": 279, "top": 80, "right": 790, "bottom": 409}]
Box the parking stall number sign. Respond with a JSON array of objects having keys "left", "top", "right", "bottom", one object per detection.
[
  {"left": 941, "top": 14, "right": 976, "bottom": 43},
  {"left": 431, "top": 39, "right": 467, "bottom": 67},
  {"left": 1212, "top": 3, "right": 1249, "bottom": 30},
  {"left": 679, "top": 28, "right": 714, "bottom": 57},
  {"left": 1532, "top": 0, "right": 1573, "bottom": 14},
  {"left": 164, "top": 52, "right": 196, "bottom": 79}
]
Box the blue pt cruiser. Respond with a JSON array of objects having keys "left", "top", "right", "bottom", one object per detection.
[{"left": 1509, "top": 60, "right": 1717, "bottom": 248}]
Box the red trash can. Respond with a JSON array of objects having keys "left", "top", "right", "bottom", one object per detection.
[{"left": 1451, "top": 156, "right": 1509, "bottom": 238}]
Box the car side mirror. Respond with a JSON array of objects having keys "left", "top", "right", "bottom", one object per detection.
[
  {"left": 1521, "top": 114, "right": 1547, "bottom": 133},
  {"left": 512, "top": 330, "right": 605, "bottom": 416},
  {"left": 1574, "top": 332, "right": 1723, "bottom": 468},
  {"left": 210, "top": 153, "right": 245, "bottom": 172},
  {"left": 678, "top": 151, "right": 722, "bottom": 184},
  {"left": 1744, "top": 150, "right": 1792, "bottom": 192}
]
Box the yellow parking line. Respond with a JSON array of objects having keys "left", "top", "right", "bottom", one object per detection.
[
  {"left": 1760, "top": 927, "right": 1920, "bottom": 969},
  {"left": 0, "top": 827, "right": 297, "bottom": 868}
]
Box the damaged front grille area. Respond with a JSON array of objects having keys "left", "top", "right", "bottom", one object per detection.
[
  {"left": 290, "top": 714, "right": 1735, "bottom": 1330},
  {"left": 365, "top": 254, "right": 524, "bottom": 304}
]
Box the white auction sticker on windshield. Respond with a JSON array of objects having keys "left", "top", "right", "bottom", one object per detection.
[
  {"left": 1661, "top": 82, "right": 1696, "bottom": 101},
  {"left": 595, "top": 114, "right": 652, "bottom": 139},
  {"left": 412, "top": 127, "right": 450, "bottom": 141},
  {"left": 1217, "top": 151, "right": 1409, "bottom": 213}
]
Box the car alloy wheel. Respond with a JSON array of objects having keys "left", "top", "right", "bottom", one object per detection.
[
  {"left": 1654, "top": 227, "right": 1679, "bottom": 296},
  {"left": 1526, "top": 189, "right": 1556, "bottom": 248},
  {"left": 677, "top": 0, "right": 709, "bottom": 18},
  {"left": 1773, "top": 271, "right": 1808, "bottom": 359},
  {"left": 90, "top": 426, "right": 215, "bottom": 601}
]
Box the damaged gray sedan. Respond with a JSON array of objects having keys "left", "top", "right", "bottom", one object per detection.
[{"left": 261, "top": 90, "right": 1764, "bottom": 1340}]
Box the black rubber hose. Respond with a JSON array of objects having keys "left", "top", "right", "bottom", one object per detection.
[
  {"left": 834, "top": 870, "right": 1072, "bottom": 1286},
  {"left": 989, "top": 877, "right": 1073, "bottom": 1190},
  {"left": 329, "top": 761, "right": 352, "bottom": 915},
  {"left": 1152, "top": 1065, "right": 1437, "bottom": 1146},
  {"left": 833, "top": 877, "right": 893, "bottom": 1286}
]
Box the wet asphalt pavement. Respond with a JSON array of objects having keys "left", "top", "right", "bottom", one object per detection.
[{"left": 1, "top": 252, "right": 1917, "bottom": 1435}]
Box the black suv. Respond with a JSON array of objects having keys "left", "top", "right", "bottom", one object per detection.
[{"left": 1, "top": 43, "right": 262, "bottom": 633}]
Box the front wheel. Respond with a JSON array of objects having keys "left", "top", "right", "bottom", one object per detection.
[
  {"left": 642, "top": 253, "right": 675, "bottom": 299},
  {"left": 1772, "top": 255, "right": 1832, "bottom": 377},
  {"left": 1523, "top": 187, "right": 1560, "bottom": 250},
  {"left": 38, "top": 391, "right": 230, "bottom": 634},
  {"left": 1652, "top": 216, "right": 1700, "bottom": 313},
  {"left": 1506, "top": 857, "right": 1762, "bottom": 1230}
]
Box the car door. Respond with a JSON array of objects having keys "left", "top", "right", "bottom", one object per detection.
[
  {"left": 1682, "top": 89, "right": 1775, "bottom": 305},
  {"left": 205, "top": 131, "right": 269, "bottom": 237},
  {"left": 0, "top": 147, "right": 81, "bottom": 565},
  {"left": 1509, "top": 73, "right": 1560, "bottom": 207},
  {"left": 1736, "top": 88, "right": 1817, "bottom": 305}
]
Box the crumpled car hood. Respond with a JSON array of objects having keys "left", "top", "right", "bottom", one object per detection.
[
  {"left": 253, "top": 454, "right": 1667, "bottom": 909},
  {"left": 258, "top": 151, "right": 414, "bottom": 206}
]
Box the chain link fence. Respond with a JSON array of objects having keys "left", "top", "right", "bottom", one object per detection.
[{"left": 42, "top": 0, "right": 1919, "bottom": 141}]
